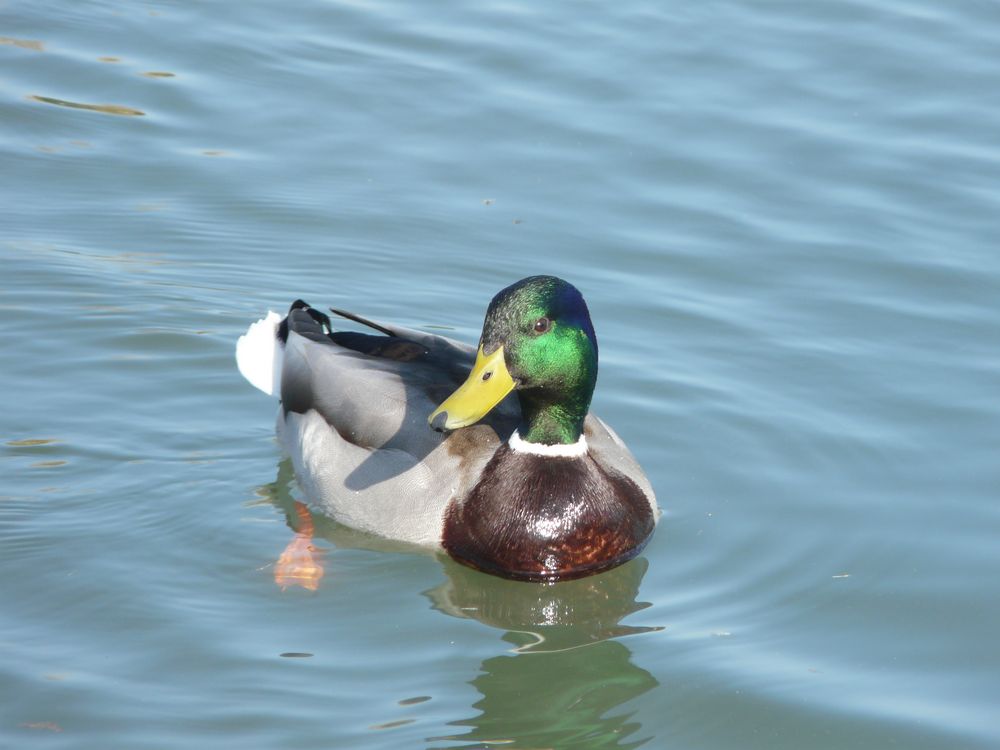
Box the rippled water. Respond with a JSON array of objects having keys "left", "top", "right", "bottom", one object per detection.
[{"left": 3, "top": 0, "right": 999, "bottom": 747}]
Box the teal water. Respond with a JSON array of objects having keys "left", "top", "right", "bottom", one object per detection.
[{"left": 3, "top": 0, "right": 999, "bottom": 747}]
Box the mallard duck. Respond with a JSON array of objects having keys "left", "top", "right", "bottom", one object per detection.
[{"left": 237, "top": 275, "right": 659, "bottom": 581}]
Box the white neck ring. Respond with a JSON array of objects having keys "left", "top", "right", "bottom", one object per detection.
[{"left": 508, "top": 430, "right": 588, "bottom": 458}]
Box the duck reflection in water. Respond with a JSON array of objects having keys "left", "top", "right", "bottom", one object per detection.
[
  {"left": 425, "top": 559, "right": 661, "bottom": 749},
  {"left": 254, "top": 459, "right": 662, "bottom": 749}
]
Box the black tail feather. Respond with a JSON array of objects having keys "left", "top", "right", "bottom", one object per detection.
[
  {"left": 279, "top": 300, "right": 334, "bottom": 344},
  {"left": 329, "top": 307, "right": 395, "bottom": 337}
]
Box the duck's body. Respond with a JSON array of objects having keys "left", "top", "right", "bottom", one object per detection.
[{"left": 237, "top": 276, "right": 659, "bottom": 581}]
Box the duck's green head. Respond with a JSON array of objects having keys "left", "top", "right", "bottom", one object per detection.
[{"left": 429, "top": 275, "right": 598, "bottom": 445}]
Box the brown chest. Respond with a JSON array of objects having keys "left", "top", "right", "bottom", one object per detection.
[{"left": 442, "top": 445, "right": 654, "bottom": 581}]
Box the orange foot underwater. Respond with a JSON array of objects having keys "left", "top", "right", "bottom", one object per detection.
[{"left": 274, "top": 502, "right": 326, "bottom": 591}]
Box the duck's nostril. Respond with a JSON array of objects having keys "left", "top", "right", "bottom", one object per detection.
[{"left": 482, "top": 371, "right": 493, "bottom": 382}]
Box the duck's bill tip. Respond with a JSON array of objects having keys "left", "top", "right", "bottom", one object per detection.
[{"left": 429, "top": 410, "right": 451, "bottom": 432}]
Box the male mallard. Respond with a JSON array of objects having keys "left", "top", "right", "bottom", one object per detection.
[{"left": 237, "top": 275, "right": 659, "bottom": 581}]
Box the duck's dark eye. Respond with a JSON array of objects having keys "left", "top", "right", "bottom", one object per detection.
[{"left": 533, "top": 317, "right": 551, "bottom": 334}]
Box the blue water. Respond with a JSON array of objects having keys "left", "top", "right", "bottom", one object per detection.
[{"left": 3, "top": 0, "right": 999, "bottom": 747}]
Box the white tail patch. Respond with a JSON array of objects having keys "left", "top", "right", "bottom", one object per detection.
[{"left": 236, "top": 311, "right": 283, "bottom": 396}]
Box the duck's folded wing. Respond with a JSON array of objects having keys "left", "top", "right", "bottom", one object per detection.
[
  {"left": 279, "top": 307, "right": 473, "bottom": 457},
  {"left": 329, "top": 307, "right": 476, "bottom": 380}
]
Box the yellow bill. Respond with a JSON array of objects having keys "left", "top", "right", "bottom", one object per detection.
[{"left": 429, "top": 345, "right": 516, "bottom": 430}]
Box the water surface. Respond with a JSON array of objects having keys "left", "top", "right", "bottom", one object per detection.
[{"left": 2, "top": 0, "right": 999, "bottom": 747}]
